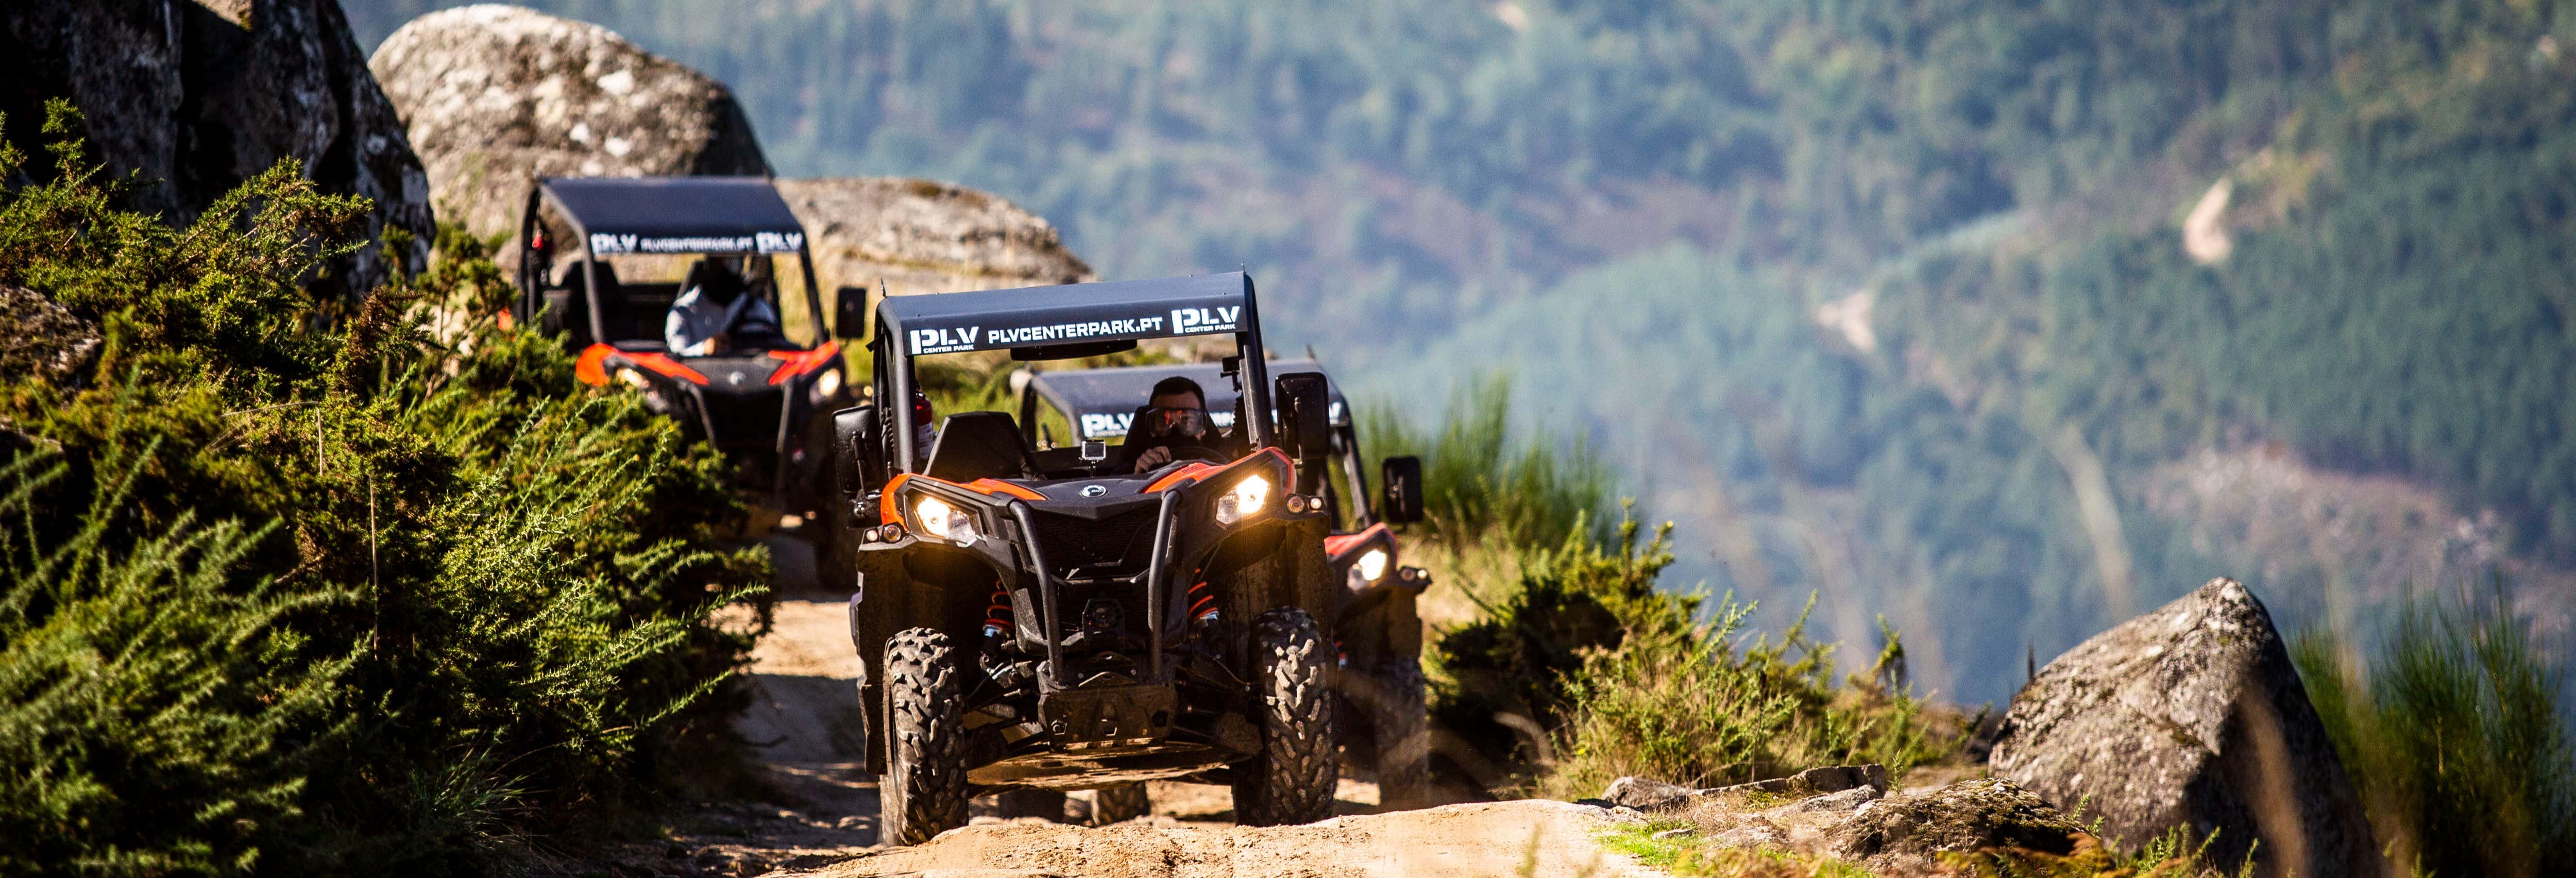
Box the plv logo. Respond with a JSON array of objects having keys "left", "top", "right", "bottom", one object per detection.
[
  {"left": 1172, "top": 306, "right": 1241, "bottom": 334},
  {"left": 588, "top": 233, "right": 640, "bottom": 254},
  {"left": 1079, "top": 412, "right": 1134, "bottom": 437},
  {"left": 909, "top": 326, "right": 980, "bottom": 353}
]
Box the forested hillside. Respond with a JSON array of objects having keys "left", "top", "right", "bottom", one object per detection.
[{"left": 345, "top": 1, "right": 2576, "bottom": 703}]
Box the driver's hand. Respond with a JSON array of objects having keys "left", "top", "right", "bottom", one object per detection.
[
  {"left": 1134, "top": 446, "right": 1173, "bottom": 472},
  {"left": 709, "top": 332, "right": 730, "bottom": 354}
]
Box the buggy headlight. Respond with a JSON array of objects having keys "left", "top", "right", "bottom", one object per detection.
[
  {"left": 912, "top": 494, "right": 976, "bottom": 545},
  {"left": 1356, "top": 548, "right": 1389, "bottom": 582},
  {"left": 1213, "top": 474, "right": 1270, "bottom": 526},
  {"left": 811, "top": 368, "right": 843, "bottom": 404}
]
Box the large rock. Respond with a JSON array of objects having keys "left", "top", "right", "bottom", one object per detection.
[
  {"left": 1, "top": 0, "right": 434, "bottom": 300},
  {"left": 1989, "top": 578, "right": 2384, "bottom": 877},
  {"left": 368, "top": 4, "right": 770, "bottom": 248},
  {"left": 776, "top": 177, "right": 1095, "bottom": 299}
]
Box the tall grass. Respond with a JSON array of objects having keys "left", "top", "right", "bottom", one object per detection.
[
  {"left": 1360, "top": 373, "right": 1614, "bottom": 550},
  {"left": 2292, "top": 585, "right": 2575, "bottom": 878}
]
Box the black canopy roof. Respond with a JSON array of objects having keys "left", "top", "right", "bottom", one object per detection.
[
  {"left": 878, "top": 272, "right": 1254, "bottom": 357},
  {"left": 540, "top": 176, "right": 807, "bottom": 255},
  {"left": 1028, "top": 359, "right": 1347, "bottom": 440}
]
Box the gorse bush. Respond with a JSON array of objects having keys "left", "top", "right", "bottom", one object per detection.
[
  {"left": 0, "top": 445, "right": 357, "bottom": 874},
  {"left": 2293, "top": 585, "right": 2576, "bottom": 878},
  {"left": 0, "top": 102, "right": 764, "bottom": 874}
]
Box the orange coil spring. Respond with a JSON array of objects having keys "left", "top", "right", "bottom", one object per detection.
[
  {"left": 983, "top": 581, "right": 1011, "bottom": 635},
  {"left": 1187, "top": 580, "right": 1218, "bottom": 621}
]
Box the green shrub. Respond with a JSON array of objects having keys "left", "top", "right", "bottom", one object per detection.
[
  {"left": 0, "top": 102, "right": 765, "bottom": 874},
  {"left": 1427, "top": 511, "right": 1686, "bottom": 787},
  {"left": 1421, "top": 503, "right": 1947, "bottom": 796},
  {"left": 1540, "top": 590, "right": 1943, "bottom": 799},
  {"left": 2293, "top": 585, "right": 2575, "bottom": 878},
  {"left": 0, "top": 446, "right": 357, "bottom": 875}
]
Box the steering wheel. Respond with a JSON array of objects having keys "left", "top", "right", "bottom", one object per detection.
[
  {"left": 1161, "top": 444, "right": 1228, "bottom": 464},
  {"left": 1125, "top": 445, "right": 1227, "bottom": 477}
]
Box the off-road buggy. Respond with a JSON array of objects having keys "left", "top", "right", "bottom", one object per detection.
[
  {"left": 821, "top": 272, "right": 1428, "bottom": 843},
  {"left": 1021, "top": 359, "right": 1433, "bottom": 807},
  {"left": 512, "top": 176, "right": 860, "bottom": 522}
]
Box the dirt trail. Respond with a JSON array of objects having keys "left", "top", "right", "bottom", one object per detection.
[
  {"left": 674, "top": 538, "right": 1662, "bottom": 878},
  {"left": 791, "top": 800, "right": 1660, "bottom": 878}
]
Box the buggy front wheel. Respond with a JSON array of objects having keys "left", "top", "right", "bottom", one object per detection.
[
  {"left": 879, "top": 628, "right": 968, "bottom": 845},
  {"left": 1231, "top": 607, "right": 1337, "bottom": 825}
]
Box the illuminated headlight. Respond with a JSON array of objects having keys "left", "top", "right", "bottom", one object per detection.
[
  {"left": 1356, "top": 548, "right": 1389, "bottom": 582},
  {"left": 1213, "top": 474, "right": 1270, "bottom": 526},
  {"left": 912, "top": 494, "right": 977, "bottom": 544},
  {"left": 811, "top": 368, "right": 843, "bottom": 404},
  {"left": 615, "top": 368, "right": 649, "bottom": 390}
]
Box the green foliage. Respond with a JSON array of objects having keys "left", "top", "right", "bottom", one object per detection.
[
  {"left": 1428, "top": 511, "right": 1684, "bottom": 785},
  {"left": 1359, "top": 374, "right": 1613, "bottom": 550},
  {"left": 0, "top": 105, "right": 762, "bottom": 874},
  {"left": 0, "top": 447, "right": 356, "bottom": 875},
  {"left": 1542, "top": 590, "right": 1942, "bottom": 799},
  {"left": 2293, "top": 586, "right": 2576, "bottom": 878},
  {"left": 1418, "top": 492, "right": 1947, "bottom": 795}
]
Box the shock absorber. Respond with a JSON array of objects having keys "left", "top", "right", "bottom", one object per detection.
[
  {"left": 982, "top": 580, "right": 1011, "bottom": 640},
  {"left": 1186, "top": 579, "right": 1218, "bottom": 623}
]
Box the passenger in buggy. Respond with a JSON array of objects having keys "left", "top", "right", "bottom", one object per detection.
[
  {"left": 1114, "top": 376, "right": 1219, "bottom": 473},
  {"left": 664, "top": 258, "right": 785, "bottom": 356}
]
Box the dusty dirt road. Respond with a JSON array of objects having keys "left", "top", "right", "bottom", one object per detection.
[{"left": 672, "top": 538, "right": 1662, "bottom": 878}]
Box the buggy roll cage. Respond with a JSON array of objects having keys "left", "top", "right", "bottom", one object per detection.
[
  {"left": 515, "top": 176, "right": 827, "bottom": 348},
  {"left": 1018, "top": 359, "right": 1376, "bottom": 527},
  {"left": 869, "top": 272, "right": 1277, "bottom": 476}
]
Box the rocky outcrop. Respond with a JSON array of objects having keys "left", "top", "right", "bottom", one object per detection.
[
  {"left": 776, "top": 177, "right": 1094, "bottom": 298},
  {"left": 1989, "top": 577, "right": 2384, "bottom": 877},
  {"left": 2, "top": 0, "right": 434, "bottom": 300},
  {"left": 368, "top": 4, "right": 769, "bottom": 248},
  {"left": 371, "top": 7, "right": 1095, "bottom": 296}
]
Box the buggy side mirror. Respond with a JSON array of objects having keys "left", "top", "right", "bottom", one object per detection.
[
  {"left": 831, "top": 404, "right": 882, "bottom": 520},
  {"left": 834, "top": 286, "right": 871, "bottom": 340},
  {"left": 1275, "top": 372, "right": 1331, "bottom": 496},
  {"left": 1381, "top": 455, "right": 1425, "bottom": 525}
]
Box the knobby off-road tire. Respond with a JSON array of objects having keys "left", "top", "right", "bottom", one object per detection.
[
  {"left": 879, "top": 628, "right": 969, "bottom": 846},
  {"left": 1371, "top": 658, "right": 1431, "bottom": 810},
  {"left": 1090, "top": 783, "right": 1150, "bottom": 825},
  {"left": 1231, "top": 607, "right": 1337, "bottom": 826}
]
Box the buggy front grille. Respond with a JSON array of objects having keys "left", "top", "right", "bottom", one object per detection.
[{"left": 1028, "top": 508, "right": 1159, "bottom": 575}]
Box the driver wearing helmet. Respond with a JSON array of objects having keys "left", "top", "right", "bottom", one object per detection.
[{"left": 1116, "top": 376, "right": 1216, "bottom": 474}]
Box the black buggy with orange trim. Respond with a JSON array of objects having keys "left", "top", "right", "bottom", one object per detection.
[
  {"left": 511, "top": 176, "right": 857, "bottom": 524},
  {"left": 1019, "top": 360, "right": 1433, "bottom": 807},
  {"left": 821, "top": 273, "right": 1427, "bottom": 843}
]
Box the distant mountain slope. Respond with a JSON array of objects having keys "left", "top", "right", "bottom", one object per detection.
[{"left": 343, "top": 1, "right": 2576, "bottom": 701}]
